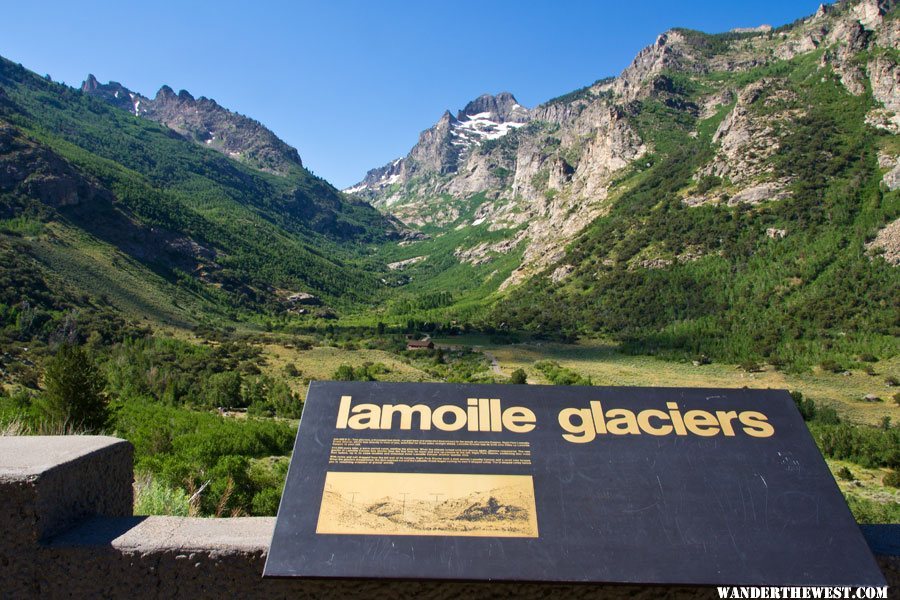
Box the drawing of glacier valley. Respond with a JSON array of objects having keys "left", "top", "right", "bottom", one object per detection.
[{"left": 316, "top": 471, "right": 538, "bottom": 538}]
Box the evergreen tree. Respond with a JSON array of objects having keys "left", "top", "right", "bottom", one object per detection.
[{"left": 39, "top": 344, "right": 108, "bottom": 431}]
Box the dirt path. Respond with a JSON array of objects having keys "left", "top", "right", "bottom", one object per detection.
[{"left": 483, "top": 350, "right": 503, "bottom": 376}]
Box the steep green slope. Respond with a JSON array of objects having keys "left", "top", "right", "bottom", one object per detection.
[{"left": 0, "top": 56, "right": 395, "bottom": 333}]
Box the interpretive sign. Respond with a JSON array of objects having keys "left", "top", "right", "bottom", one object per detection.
[{"left": 264, "top": 381, "right": 885, "bottom": 586}]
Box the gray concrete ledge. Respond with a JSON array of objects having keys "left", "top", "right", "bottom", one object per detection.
[
  {"left": 0, "top": 435, "right": 127, "bottom": 479},
  {"left": 0, "top": 435, "right": 133, "bottom": 541},
  {"left": 1, "top": 436, "right": 896, "bottom": 599},
  {"left": 50, "top": 515, "right": 276, "bottom": 554}
]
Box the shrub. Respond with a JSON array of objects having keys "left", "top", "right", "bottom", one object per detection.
[
  {"left": 790, "top": 391, "right": 816, "bottom": 421},
  {"left": 810, "top": 421, "right": 900, "bottom": 469},
  {"left": 333, "top": 364, "right": 355, "bottom": 381},
  {"left": 844, "top": 493, "right": 900, "bottom": 523},
  {"left": 695, "top": 174, "right": 722, "bottom": 194},
  {"left": 815, "top": 405, "right": 841, "bottom": 425},
  {"left": 115, "top": 401, "right": 295, "bottom": 517},
  {"left": 835, "top": 466, "right": 854, "bottom": 481},
  {"left": 203, "top": 371, "right": 243, "bottom": 408},
  {"left": 509, "top": 369, "right": 527, "bottom": 385},
  {"left": 134, "top": 473, "right": 192, "bottom": 516},
  {"left": 884, "top": 470, "right": 900, "bottom": 489},
  {"left": 332, "top": 362, "right": 388, "bottom": 382},
  {"left": 534, "top": 361, "right": 592, "bottom": 386},
  {"left": 251, "top": 487, "right": 283, "bottom": 516},
  {"left": 819, "top": 359, "right": 843, "bottom": 373}
]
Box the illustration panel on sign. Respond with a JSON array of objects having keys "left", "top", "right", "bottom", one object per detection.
[{"left": 316, "top": 471, "right": 539, "bottom": 538}]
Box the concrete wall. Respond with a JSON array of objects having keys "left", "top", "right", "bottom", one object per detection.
[{"left": 0, "top": 436, "right": 896, "bottom": 599}]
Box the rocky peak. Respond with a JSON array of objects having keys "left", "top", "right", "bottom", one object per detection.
[
  {"left": 349, "top": 0, "right": 900, "bottom": 294},
  {"left": 458, "top": 92, "right": 529, "bottom": 123},
  {"left": 405, "top": 108, "right": 460, "bottom": 177},
  {"left": 346, "top": 93, "right": 530, "bottom": 196},
  {"left": 81, "top": 74, "right": 100, "bottom": 92},
  {"left": 849, "top": 0, "right": 890, "bottom": 28},
  {"left": 612, "top": 29, "right": 694, "bottom": 101},
  {"left": 155, "top": 85, "right": 176, "bottom": 101},
  {"left": 438, "top": 110, "right": 458, "bottom": 126},
  {"left": 83, "top": 76, "right": 303, "bottom": 175}
]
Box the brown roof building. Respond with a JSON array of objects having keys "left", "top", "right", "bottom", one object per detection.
[{"left": 406, "top": 339, "right": 434, "bottom": 350}]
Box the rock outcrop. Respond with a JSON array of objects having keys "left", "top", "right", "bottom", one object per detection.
[
  {"left": 867, "top": 218, "right": 900, "bottom": 265},
  {"left": 0, "top": 123, "right": 112, "bottom": 208}
]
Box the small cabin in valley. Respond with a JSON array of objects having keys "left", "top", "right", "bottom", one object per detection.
[{"left": 406, "top": 338, "right": 434, "bottom": 351}]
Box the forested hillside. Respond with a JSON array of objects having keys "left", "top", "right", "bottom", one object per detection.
[{"left": 0, "top": 54, "right": 396, "bottom": 328}]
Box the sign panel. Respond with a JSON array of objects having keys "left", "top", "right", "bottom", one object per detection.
[{"left": 264, "top": 381, "right": 885, "bottom": 586}]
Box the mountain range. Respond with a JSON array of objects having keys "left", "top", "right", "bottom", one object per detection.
[
  {"left": 345, "top": 0, "right": 899, "bottom": 366},
  {"left": 0, "top": 0, "right": 897, "bottom": 368},
  {"left": 347, "top": 0, "right": 899, "bottom": 289}
]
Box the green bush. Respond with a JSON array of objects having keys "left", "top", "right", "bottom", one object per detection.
[
  {"left": 883, "top": 470, "right": 900, "bottom": 489},
  {"left": 134, "top": 473, "right": 192, "bottom": 516},
  {"left": 534, "top": 361, "right": 592, "bottom": 386},
  {"left": 819, "top": 359, "right": 843, "bottom": 374},
  {"left": 695, "top": 174, "right": 722, "bottom": 194},
  {"left": 203, "top": 371, "right": 244, "bottom": 408},
  {"left": 332, "top": 362, "right": 389, "bottom": 382},
  {"left": 114, "top": 401, "right": 295, "bottom": 516},
  {"left": 810, "top": 421, "right": 900, "bottom": 469},
  {"left": 835, "top": 466, "right": 854, "bottom": 481},
  {"left": 791, "top": 391, "right": 817, "bottom": 421},
  {"left": 844, "top": 493, "right": 900, "bottom": 523}
]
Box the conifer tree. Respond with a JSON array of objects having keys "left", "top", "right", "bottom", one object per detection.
[{"left": 40, "top": 344, "right": 109, "bottom": 431}]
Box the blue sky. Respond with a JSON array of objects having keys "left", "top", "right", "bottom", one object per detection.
[{"left": 2, "top": 1, "right": 822, "bottom": 188}]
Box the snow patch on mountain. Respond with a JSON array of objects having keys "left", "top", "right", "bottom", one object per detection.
[{"left": 452, "top": 112, "right": 525, "bottom": 146}]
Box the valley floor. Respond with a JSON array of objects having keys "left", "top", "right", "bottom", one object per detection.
[
  {"left": 4, "top": 326, "right": 897, "bottom": 522},
  {"left": 245, "top": 333, "right": 899, "bottom": 426}
]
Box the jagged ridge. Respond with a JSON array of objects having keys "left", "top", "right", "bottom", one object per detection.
[{"left": 82, "top": 75, "right": 303, "bottom": 176}]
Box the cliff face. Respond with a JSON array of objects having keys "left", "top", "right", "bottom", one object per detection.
[
  {"left": 82, "top": 76, "right": 303, "bottom": 175},
  {"left": 348, "top": 0, "right": 900, "bottom": 289}
]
